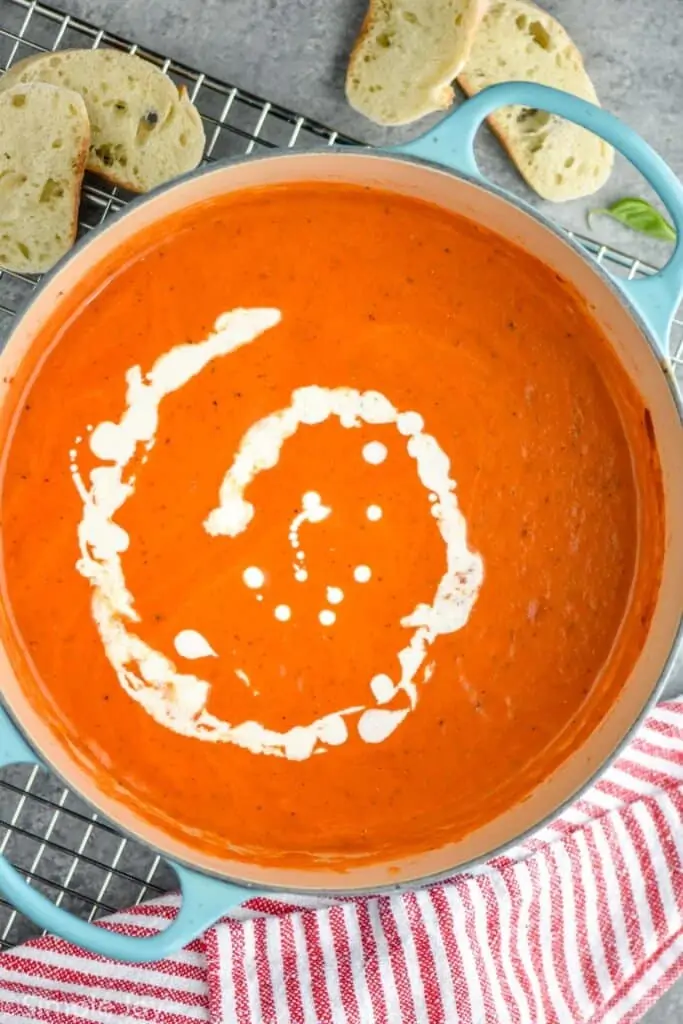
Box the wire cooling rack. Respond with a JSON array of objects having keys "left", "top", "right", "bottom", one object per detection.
[{"left": 0, "top": 0, "right": 681, "bottom": 951}]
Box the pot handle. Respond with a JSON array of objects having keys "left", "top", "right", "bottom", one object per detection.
[
  {"left": 391, "top": 82, "right": 683, "bottom": 354},
  {"left": 0, "top": 704, "right": 255, "bottom": 962}
]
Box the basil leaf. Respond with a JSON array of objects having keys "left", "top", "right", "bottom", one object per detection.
[{"left": 588, "top": 197, "right": 676, "bottom": 242}]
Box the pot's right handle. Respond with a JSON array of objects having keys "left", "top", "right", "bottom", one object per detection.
[{"left": 392, "top": 83, "right": 683, "bottom": 355}]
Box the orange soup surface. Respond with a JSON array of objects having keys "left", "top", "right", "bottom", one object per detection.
[{"left": 0, "top": 184, "right": 663, "bottom": 869}]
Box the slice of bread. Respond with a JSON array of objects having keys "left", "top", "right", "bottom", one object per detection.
[
  {"left": 346, "top": 0, "right": 488, "bottom": 126},
  {"left": 0, "top": 49, "right": 205, "bottom": 194},
  {"left": 0, "top": 83, "right": 89, "bottom": 275},
  {"left": 458, "top": 0, "right": 613, "bottom": 201}
]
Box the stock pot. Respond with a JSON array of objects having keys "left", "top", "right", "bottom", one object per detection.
[{"left": 0, "top": 82, "right": 681, "bottom": 962}]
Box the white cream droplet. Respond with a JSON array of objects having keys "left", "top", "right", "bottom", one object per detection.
[
  {"left": 366, "top": 504, "right": 383, "bottom": 521},
  {"left": 293, "top": 491, "right": 331, "bottom": 527},
  {"left": 274, "top": 605, "right": 291, "bottom": 622},
  {"left": 294, "top": 568, "right": 308, "bottom": 582},
  {"left": 358, "top": 707, "right": 408, "bottom": 743},
  {"left": 173, "top": 630, "right": 218, "bottom": 660},
  {"left": 284, "top": 726, "right": 316, "bottom": 761},
  {"left": 353, "top": 565, "right": 372, "bottom": 583},
  {"left": 243, "top": 566, "right": 265, "bottom": 589},
  {"left": 326, "top": 586, "right": 344, "bottom": 605},
  {"left": 89, "top": 421, "right": 133, "bottom": 463},
  {"left": 317, "top": 714, "right": 348, "bottom": 746},
  {"left": 370, "top": 674, "right": 395, "bottom": 704},
  {"left": 319, "top": 609, "right": 336, "bottom": 626},
  {"left": 397, "top": 411, "right": 424, "bottom": 436},
  {"left": 362, "top": 441, "right": 388, "bottom": 465}
]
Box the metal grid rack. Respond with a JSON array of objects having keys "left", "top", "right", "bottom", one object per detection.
[{"left": 0, "top": 0, "right": 681, "bottom": 951}]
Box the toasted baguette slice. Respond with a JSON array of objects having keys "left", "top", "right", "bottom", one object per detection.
[
  {"left": 346, "top": 0, "right": 488, "bottom": 126},
  {"left": 458, "top": 0, "right": 613, "bottom": 201},
  {"left": 0, "top": 83, "right": 89, "bottom": 275},
  {"left": 0, "top": 49, "right": 205, "bottom": 193}
]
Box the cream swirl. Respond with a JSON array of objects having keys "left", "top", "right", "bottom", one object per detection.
[{"left": 70, "top": 308, "right": 484, "bottom": 760}]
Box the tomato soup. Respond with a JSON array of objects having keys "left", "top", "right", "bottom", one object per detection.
[{"left": 0, "top": 184, "right": 663, "bottom": 869}]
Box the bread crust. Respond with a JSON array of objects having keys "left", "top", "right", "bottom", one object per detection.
[
  {"left": 346, "top": 0, "right": 489, "bottom": 126},
  {"left": 0, "top": 50, "right": 205, "bottom": 193},
  {"left": 457, "top": 0, "right": 613, "bottom": 201}
]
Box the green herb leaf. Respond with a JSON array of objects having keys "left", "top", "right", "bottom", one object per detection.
[{"left": 588, "top": 197, "right": 676, "bottom": 242}]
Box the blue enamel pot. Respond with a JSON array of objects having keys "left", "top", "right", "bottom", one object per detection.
[{"left": 0, "top": 83, "right": 681, "bottom": 961}]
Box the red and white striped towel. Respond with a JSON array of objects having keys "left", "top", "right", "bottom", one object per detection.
[{"left": 2, "top": 700, "right": 683, "bottom": 1023}]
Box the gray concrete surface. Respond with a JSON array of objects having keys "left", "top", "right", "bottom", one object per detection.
[{"left": 1, "top": 0, "right": 682, "bottom": 1016}]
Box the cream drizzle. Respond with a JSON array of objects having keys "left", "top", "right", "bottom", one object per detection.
[{"left": 71, "top": 307, "right": 483, "bottom": 760}]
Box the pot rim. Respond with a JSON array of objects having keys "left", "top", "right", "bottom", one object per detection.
[{"left": 0, "top": 144, "right": 681, "bottom": 896}]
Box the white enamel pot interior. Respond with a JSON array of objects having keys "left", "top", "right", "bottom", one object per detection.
[{"left": 0, "top": 149, "right": 681, "bottom": 894}]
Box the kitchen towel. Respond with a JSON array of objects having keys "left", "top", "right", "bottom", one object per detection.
[{"left": 0, "top": 700, "right": 683, "bottom": 1023}]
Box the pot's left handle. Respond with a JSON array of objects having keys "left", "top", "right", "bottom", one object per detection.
[
  {"left": 390, "top": 82, "right": 683, "bottom": 355},
  {"left": 0, "top": 705, "right": 255, "bottom": 962}
]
